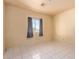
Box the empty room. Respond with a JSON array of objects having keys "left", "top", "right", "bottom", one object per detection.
[{"left": 3, "top": 0, "right": 75, "bottom": 59}]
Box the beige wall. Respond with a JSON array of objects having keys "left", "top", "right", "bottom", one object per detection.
[
  {"left": 4, "top": 3, "right": 74, "bottom": 48},
  {"left": 4, "top": 4, "right": 54, "bottom": 48},
  {"left": 53, "top": 8, "right": 75, "bottom": 44},
  {"left": 4, "top": 3, "right": 6, "bottom": 52},
  {"left": 4, "top": 3, "right": 8, "bottom": 52}
]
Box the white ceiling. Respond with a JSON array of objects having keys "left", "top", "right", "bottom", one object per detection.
[{"left": 4, "top": 0, "right": 75, "bottom": 16}]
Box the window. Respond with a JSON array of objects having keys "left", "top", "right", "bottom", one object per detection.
[
  {"left": 32, "top": 18, "right": 40, "bottom": 32},
  {"left": 27, "top": 17, "right": 43, "bottom": 38}
]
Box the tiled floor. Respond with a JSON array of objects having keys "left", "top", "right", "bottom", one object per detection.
[{"left": 4, "top": 41, "right": 74, "bottom": 59}]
